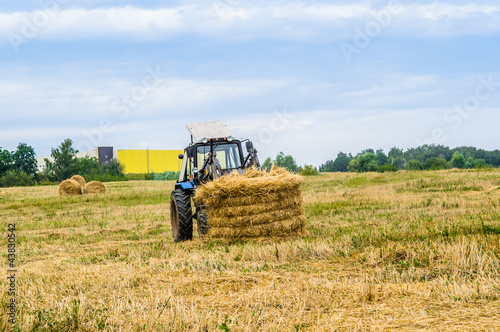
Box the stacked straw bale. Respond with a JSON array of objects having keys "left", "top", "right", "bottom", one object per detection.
[
  {"left": 194, "top": 167, "right": 307, "bottom": 239},
  {"left": 84, "top": 181, "right": 107, "bottom": 194},
  {"left": 58, "top": 179, "right": 82, "bottom": 196}
]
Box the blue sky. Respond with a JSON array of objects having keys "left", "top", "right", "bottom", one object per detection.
[{"left": 1, "top": 0, "right": 499, "bottom": 166}]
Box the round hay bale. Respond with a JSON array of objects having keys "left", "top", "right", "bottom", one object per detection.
[
  {"left": 58, "top": 179, "right": 82, "bottom": 196},
  {"left": 70, "top": 175, "right": 86, "bottom": 189},
  {"left": 84, "top": 181, "right": 107, "bottom": 194}
]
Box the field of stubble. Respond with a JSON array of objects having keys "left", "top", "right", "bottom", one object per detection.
[{"left": 1, "top": 169, "right": 500, "bottom": 331}]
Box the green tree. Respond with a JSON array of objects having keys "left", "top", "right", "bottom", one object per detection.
[
  {"left": 13, "top": 143, "right": 37, "bottom": 176},
  {"left": 388, "top": 147, "right": 405, "bottom": 169},
  {"left": 379, "top": 164, "right": 397, "bottom": 173},
  {"left": 348, "top": 152, "right": 379, "bottom": 172},
  {"left": 0, "top": 148, "right": 13, "bottom": 176},
  {"left": 319, "top": 160, "right": 334, "bottom": 172},
  {"left": 375, "top": 149, "right": 388, "bottom": 166},
  {"left": 404, "top": 144, "right": 452, "bottom": 165},
  {"left": 465, "top": 158, "right": 488, "bottom": 169},
  {"left": 283, "top": 155, "right": 298, "bottom": 172},
  {"left": 101, "top": 159, "right": 125, "bottom": 177},
  {"left": 274, "top": 152, "right": 298, "bottom": 172},
  {"left": 77, "top": 156, "right": 101, "bottom": 178},
  {"left": 451, "top": 151, "right": 466, "bottom": 169},
  {"left": 261, "top": 157, "right": 272, "bottom": 171},
  {"left": 332, "top": 152, "right": 351, "bottom": 172},
  {"left": 45, "top": 139, "right": 79, "bottom": 182},
  {"left": 0, "top": 170, "right": 35, "bottom": 187},
  {"left": 300, "top": 165, "right": 319, "bottom": 176},
  {"left": 274, "top": 152, "right": 287, "bottom": 168},
  {"left": 423, "top": 157, "right": 448, "bottom": 170},
  {"left": 474, "top": 159, "right": 488, "bottom": 168},
  {"left": 361, "top": 148, "right": 375, "bottom": 154},
  {"left": 405, "top": 160, "right": 423, "bottom": 171}
]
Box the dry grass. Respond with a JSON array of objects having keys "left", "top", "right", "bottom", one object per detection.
[{"left": 1, "top": 169, "right": 499, "bottom": 331}]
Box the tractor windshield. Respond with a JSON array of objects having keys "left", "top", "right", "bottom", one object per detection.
[{"left": 197, "top": 143, "right": 242, "bottom": 170}]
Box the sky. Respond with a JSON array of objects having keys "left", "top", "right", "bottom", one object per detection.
[{"left": 1, "top": 0, "right": 499, "bottom": 167}]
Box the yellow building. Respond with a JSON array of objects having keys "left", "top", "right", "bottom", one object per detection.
[{"left": 117, "top": 150, "right": 183, "bottom": 174}]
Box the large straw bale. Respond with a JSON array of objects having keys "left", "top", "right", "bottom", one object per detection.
[
  {"left": 70, "top": 175, "right": 86, "bottom": 189},
  {"left": 84, "top": 181, "right": 107, "bottom": 194},
  {"left": 194, "top": 167, "right": 307, "bottom": 239},
  {"left": 58, "top": 179, "right": 82, "bottom": 196}
]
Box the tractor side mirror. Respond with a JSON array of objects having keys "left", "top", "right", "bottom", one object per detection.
[
  {"left": 178, "top": 153, "right": 184, "bottom": 160},
  {"left": 246, "top": 141, "right": 254, "bottom": 153}
]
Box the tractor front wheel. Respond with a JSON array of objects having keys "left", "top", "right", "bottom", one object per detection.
[
  {"left": 196, "top": 209, "right": 209, "bottom": 239},
  {"left": 170, "top": 189, "right": 193, "bottom": 241}
]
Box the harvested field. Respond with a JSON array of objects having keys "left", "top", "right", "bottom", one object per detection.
[{"left": 1, "top": 169, "right": 500, "bottom": 331}]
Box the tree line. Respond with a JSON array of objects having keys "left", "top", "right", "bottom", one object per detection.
[
  {"left": 0, "top": 139, "right": 125, "bottom": 187},
  {"left": 320, "top": 145, "right": 500, "bottom": 173},
  {"left": 0, "top": 143, "right": 38, "bottom": 187},
  {"left": 1, "top": 141, "right": 497, "bottom": 187},
  {"left": 262, "top": 152, "right": 319, "bottom": 176}
]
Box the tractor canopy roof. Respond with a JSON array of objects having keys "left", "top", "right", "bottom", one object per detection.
[{"left": 187, "top": 120, "right": 235, "bottom": 143}]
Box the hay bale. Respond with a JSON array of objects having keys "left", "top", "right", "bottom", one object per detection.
[
  {"left": 194, "top": 167, "right": 307, "bottom": 240},
  {"left": 58, "top": 179, "right": 82, "bottom": 196},
  {"left": 84, "top": 181, "right": 107, "bottom": 194},
  {"left": 70, "top": 175, "right": 86, "bottom": 189}
]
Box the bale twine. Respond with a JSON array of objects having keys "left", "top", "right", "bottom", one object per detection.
[
  {"left": 58, "top": 179, "right": 82, "bottom": 196},
  {"left": 70, "top": 175, "right": 86, "bottom": 190},
  {"left": 84, "top": 181, "right": 107, "bottom": 194},
  {"left": 194, "top": 167, "right": 307, "bottom": 240}
]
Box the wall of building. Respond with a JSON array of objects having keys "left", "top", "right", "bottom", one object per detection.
[
  {"left": 37, "top": 148, "right": 182, "bottom": 174},
  {"left": 117, "top": 149, "right": 183, "bottom": 174},
  {"left": 36, "top": 150, "right": 97, "bottom": 171}
]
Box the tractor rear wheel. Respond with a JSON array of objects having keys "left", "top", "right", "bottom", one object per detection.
[{"left": 170, "top": 189, "right": 193, "bottom": 241}]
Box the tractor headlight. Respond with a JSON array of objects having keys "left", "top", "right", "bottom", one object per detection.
[
  {"left": 201, "top": 137, "right": 208, "bottom": 144},
  {"left": 227, "top": 135, "right": 234, "bottom": 142},
  {"left": 193, "top": 167, "right": 198, "bottom": 174}
]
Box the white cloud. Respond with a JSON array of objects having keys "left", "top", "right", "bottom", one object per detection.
[
  {"left": 2, "top": 71, "right": 495, "bottom": 126},
  {"left": 2, "top": 68, "right": 499, "bottom": 163},
  {"left": 229, "top": 106, "right": 500, "bottom": 166},
  {"left": 1, "top": 2, "right": 499, "bottom": 45},
  {"left": 0, "top": 76, "right": 291, "bottom": 124}
]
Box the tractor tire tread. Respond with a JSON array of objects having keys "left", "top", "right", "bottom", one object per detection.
[{"left": 171, "top": 189, "right": 193, "bottom": 241}]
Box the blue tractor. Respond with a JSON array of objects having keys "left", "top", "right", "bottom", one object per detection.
[{"left": 170, "top": 121, "right": 260, "bottom": 241}]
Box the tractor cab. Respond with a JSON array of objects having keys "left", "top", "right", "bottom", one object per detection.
[
  {"left": 194, "top": 141, "right": 243, "bottom": 174},
  {"left": 175, "top": 121, "right": 259, "bottom": 189}
]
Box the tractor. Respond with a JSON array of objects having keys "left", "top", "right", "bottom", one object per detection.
[{"left": 170, "top": 121, "right": 261, "bottom": 241}]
